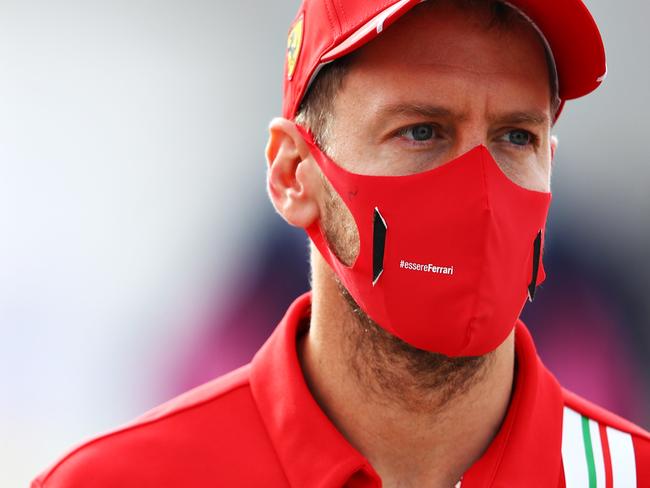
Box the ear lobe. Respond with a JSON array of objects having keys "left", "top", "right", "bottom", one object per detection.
[
  {"left": 550, "top": 135, "right": 559, "bottom": 162},
  {"left": 266, "top": 118, "right": 321, "bottom": 229}
]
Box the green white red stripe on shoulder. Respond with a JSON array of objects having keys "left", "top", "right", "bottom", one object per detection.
[
  {"left": 563, "top": 388, "right": 650, "bottom": 441},
  {"left": 561, "top": 388, "right": 650, "bottom": 487}
]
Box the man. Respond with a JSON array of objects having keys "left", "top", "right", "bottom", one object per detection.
[{"left": 33, "top": 0, "right": 649, "bottom": 487}]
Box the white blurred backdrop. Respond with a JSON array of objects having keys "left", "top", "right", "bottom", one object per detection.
[{"left": 0, "top": 0, "right": 648, "bottom": 486}]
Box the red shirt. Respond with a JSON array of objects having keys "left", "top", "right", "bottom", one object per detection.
[{"left": 33, "top": 293, "right": 650, "bottom": 487}]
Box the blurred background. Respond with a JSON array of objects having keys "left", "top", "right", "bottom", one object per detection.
[{"left": 1, "top": 0, "right": 648, "bottom": 485}]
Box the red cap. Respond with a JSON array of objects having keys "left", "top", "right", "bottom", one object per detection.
[{"left": 282, "top": 0, "right": 606, "bottom": 119}]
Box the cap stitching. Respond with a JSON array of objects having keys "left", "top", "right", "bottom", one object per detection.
[
  {"left": 335, "top": 0, "right": 347, "bottom": 30},
  {"left": 323, "top": 0, "right": 341, "bottom": 36}
]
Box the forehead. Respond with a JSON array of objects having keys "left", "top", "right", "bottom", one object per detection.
[{"left": 336, "top": 2, "right": 552, "bottom": 116}]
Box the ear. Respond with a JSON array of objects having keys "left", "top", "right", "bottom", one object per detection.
[{"left": 266, "top": 117, "right": 321, "bottom": 229}]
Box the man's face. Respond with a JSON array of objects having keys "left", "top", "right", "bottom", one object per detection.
[
  {"left": 323, "top": 3, "right": 553, "bottom": 186},
  {"left": 319, "top": 1, "right": 555, "bottom": 265}
]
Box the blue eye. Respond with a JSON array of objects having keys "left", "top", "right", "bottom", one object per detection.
[
  {"left": 505, "top": 129, "right": 532, "bottom": 146},
  {"left": 404, "top": 124, "right": 435, "bottom": 142}
]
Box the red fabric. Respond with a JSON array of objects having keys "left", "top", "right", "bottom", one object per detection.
[
  {"left": 599, "top": 423, "right": 613, "bottom": 488},
  {"left": 32, "top": 293, "right": 649, "bottom": 487},
  {"left": 32, "top": 367, "right": 289, "bottom": 487},
  {"left": 299, "top": 126, "right": 551, "bottom": 357},
  {"left": 282, "top": 0, "right": 606, "bottom": 118},
  {"left": 633, "top": 435, "right": 650, "bottom": 488},
  {"left": 461, "top": 325, "right": 564, "bottom": 487},
  {"left": 249, "top": 297, "right": 380, "bottom": 488}
]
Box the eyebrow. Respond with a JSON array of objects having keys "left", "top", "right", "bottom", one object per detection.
[
  {"left": 374, "top": 102, "right": 466, "bottom": 121},
  {"left": 490, "top": 110, "right": 550, "bottom": 127},
  {"left": 373, "top": 102, "right": 550, "bottom": 127}
]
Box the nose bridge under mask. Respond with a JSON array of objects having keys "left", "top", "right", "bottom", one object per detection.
[{"left": 319, "top": 136, "right": 546, "bottom": 195}]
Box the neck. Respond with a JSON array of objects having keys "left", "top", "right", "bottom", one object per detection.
[{"left": 298, "top": 254, "right": 515, "bottom": 488}]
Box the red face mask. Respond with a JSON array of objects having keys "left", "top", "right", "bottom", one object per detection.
[{"left": 298, "top": 126, "right": 552, "bottom": 357}]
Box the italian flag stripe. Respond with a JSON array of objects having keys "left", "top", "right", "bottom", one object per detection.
[
  {"left": 588, "top": 417, "right": 607, "bottom": 487},
  {"left": 563, "top": 407, "right": 591, "bottom": 486},
  {"left": 598, "top": 423, "right": 613, "bottom": 488},
  {"left": 581, "top": 415, "right": 597, "bottom": 487},
  {"left": 607, "top": 426, "right": 637, "bottom": 486},
  {"left": 562, "top": 407, "right": 637, "bottom": 487}
]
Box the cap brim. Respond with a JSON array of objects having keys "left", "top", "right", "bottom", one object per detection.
[
  {"left": 508, "top": 0, "right": 606, "bottom": 100},
  {"left": 318, "top": 0, "right": 605, "bottom": 101}
]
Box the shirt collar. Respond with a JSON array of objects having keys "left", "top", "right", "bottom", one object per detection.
[
  {"left": 250, "top": 293, "right": 381, "bottom": 488},
  {"left": 250, "top": 292, "right": 563, "bottom": 488},
  {"left": 461, "top": 318, "right": 564, "bottom": 487}
]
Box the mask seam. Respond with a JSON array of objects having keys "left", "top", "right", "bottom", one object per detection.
[{"left": 463, "top": 148, "right": 492, "bottom": 353}]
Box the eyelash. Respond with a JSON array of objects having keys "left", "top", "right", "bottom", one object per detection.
[
  {"left": 394, "top": 124, "right": 540, "bottom": 151},
  {"left": 395, "top": 123, "right": 441, "bottom": 146},
  {"left": 500, "top": 129, "right": 539, "bottom": 151}
]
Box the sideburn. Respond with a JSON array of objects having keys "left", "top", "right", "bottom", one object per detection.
[{"left": 320, "top": 172, "right": 360, "bottom": 266}]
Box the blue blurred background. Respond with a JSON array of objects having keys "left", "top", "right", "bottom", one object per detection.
[{"left": 1, "top": 0, "right": 648, "bottom": 485}]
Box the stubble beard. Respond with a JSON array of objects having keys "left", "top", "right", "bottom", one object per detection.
[{"left": 320, "top": 176, "right": 492, "bottom": 413}]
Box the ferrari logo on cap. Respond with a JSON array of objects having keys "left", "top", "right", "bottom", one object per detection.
[{"left": 286, "top": 14, "right": 304, "bottom": 80}]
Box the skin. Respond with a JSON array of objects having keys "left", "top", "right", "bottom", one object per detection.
[{"left": 266, "top": 2, "right": 558, "bottom": 487}]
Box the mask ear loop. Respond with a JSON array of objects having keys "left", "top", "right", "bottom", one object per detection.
[
  {"left": 297, "top": 124, "right": 361, "bottom": 274},
  {"left": 293, "top": 125, "right": 339, "bottom": 271}
]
